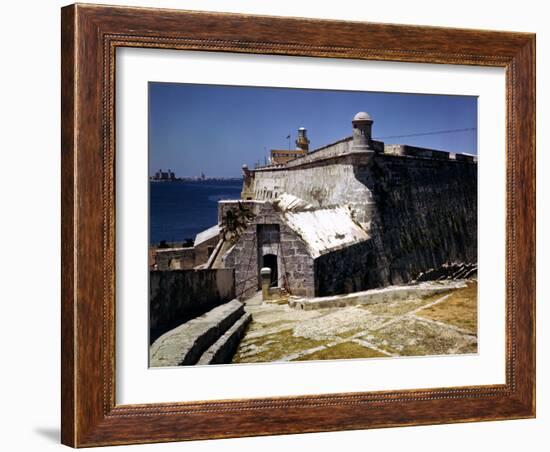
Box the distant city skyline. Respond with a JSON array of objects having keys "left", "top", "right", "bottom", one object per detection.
[{"left": 149, "top": 82, "right": 478, "bottom": 178}]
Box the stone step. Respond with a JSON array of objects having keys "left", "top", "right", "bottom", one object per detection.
[
  {"left": 417, "top": 262, "right": 477, "bottom": 282},
  {"left": 150, "top": 299, "right": 245, "bottom": 367},
  {"left": 288, "top": 281, "right": 467, "bottom": 310},
  {"left": 197, "top": 312, "right": 252, "bottom": 365},
  {"left": 449, "top": 264, "right": 466, "bottom": 279},
  {"left": 453, "top": 266, "right": 470, "bottom": 279},
  {"left": 462, "top": 267, "right": 478, "bottom": 279}
]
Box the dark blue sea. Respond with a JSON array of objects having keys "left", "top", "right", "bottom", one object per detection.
[{"left": 149, "top": 180, "right": 243, "bottom": 245}]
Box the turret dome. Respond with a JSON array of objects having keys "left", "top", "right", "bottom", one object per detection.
[{"left": 353, "top": 111, "right": 372, "bottom": 121}]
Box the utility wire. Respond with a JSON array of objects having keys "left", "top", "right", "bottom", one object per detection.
[{"left": 375, "top": 127, "right": 477, "bottom": 140}]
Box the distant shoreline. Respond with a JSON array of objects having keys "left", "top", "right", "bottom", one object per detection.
[{"left": 149, "top": 177, "right": 242, "bottom": 183}]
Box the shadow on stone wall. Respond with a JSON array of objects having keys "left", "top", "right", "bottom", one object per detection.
[
  {"left": 149, "top": 268, "right": 235, "bottom": 344},
  {"left": 359, "top": 154, "right": 478, "bottom": 286}
]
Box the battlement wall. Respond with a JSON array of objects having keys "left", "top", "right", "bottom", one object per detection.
[
  {"left": 241, "top": 148, "right": 477, "bottom": 288},
  {"left": 384, "top": 144, "right": 477, "bottom": 162},
  {"left": 368, "top": 153, "right": 477, "bottom": 285}
]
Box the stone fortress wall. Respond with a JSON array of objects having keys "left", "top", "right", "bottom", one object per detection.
[
  {"left": 149, "top": 268, "right": 235, "bottom": 343},
  {"left": 240, "top": 112, "right": 477, "bottom": 292},
  {"left": 367, "top": 153, "right": 477, "bottom": 286}
]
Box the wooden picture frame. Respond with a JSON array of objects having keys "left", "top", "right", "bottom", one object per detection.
[{"left": 61, "top": 3, "right": 535, "bottom": 447}]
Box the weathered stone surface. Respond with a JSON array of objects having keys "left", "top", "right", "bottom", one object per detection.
[
  {"left": 233, "top": 280, "right": 477, "bottom": 363},
  {"left": 314, "top": 240, "right": 378, "bottom": 294},
  {"left": 288, "top": 281, "right": 467, "bottom": 310},
  {"left": 220, "top": 202, "right": 316, "bottom": 300},
  {"left": 150, "top": 299, "right": 244, "bottom": 367},
  {"left": 149, "top": 268, "right": 235, "bottom": 343},
  {"left": 197, "top": 312, "right": 252, "bottom": 365},
  {"left": 368, "top": 154, "right": 477, "bottom": 286}
]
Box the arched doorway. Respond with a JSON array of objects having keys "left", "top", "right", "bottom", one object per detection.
[{"left": 262, "top": 254, "right": 278, "bottom": 287}]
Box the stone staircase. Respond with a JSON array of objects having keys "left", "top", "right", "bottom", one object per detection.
[
  {"left": 150, "top": 298, "right": 251, "bottom": 367},
  {"left": 415, "top": 262, "right": 477, "bottom": 282}
]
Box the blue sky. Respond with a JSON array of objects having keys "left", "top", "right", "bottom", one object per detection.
[{"left": 149, "top": 83, "right": 477, "bottom": 178}]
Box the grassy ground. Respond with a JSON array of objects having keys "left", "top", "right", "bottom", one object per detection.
[
  {"left": 295, "top": 342, "right": 386, "bottom": 361},
  {"left": 232, "top": 279, "right": 478, "bottom": 364},
  {"left": 232, "top": 328, "right": 325, "bottom": 363},
  {"left": 416, "top": 281, "right": 477, "bottom": 333}
]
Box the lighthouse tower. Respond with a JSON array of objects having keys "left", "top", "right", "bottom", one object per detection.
[{"left": 295, "top": 127, "right": 310, "bottom": 151}]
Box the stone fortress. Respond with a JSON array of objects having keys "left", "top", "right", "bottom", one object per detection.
[
  {"left": 216, "top": 112, "right": 475, "bottom": 297},
  {"left": 150, "top": 111, "right": 477, "bottom": 366}
]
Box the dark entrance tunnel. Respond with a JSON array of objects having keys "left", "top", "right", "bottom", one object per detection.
[{"left": 262, "top": 254, "right": 278, "bottom": 287}]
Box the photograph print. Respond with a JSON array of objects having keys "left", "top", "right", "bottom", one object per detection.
[{"left": 148, "top": 83, "right": 478, "bottom": 367}]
